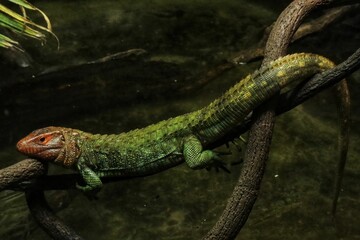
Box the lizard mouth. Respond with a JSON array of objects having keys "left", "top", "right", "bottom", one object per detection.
[{"left": 17, "top": 140, "right": 63, "bottom": 160}]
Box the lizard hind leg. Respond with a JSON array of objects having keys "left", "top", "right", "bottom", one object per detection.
[{"left": 183, "top": 135, "right": 221, "bottom": 169}]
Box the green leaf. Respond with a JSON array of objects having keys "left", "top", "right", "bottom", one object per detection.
[
  {"left": 7, "top": 0, "right": 52, "bottom": 30},
  {"left": 0, "top": 33, "right": 17, "bottom": 47},
  {"left": 0, "top": 33, "right": 23, "bottom": 51},
  {"left": 0, "top": 12, "right": 45, "bottom": 40},
  {"left": 0, "top": 0, "right": 58, "bottom": 52}
]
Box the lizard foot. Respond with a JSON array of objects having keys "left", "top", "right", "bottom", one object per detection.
[
  {"left": 206, "top": 153, "right": 231, "bottom": 173},
  {"left": 206, "top": 160, "right": 230, "bottom": 173},
  {"left": 76, "top": 183, "right": 100, "bottom": 200}
]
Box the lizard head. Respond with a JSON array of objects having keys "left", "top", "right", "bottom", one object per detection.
[{"left": 17, "top": 126, "right": 81, "bottom": 168}]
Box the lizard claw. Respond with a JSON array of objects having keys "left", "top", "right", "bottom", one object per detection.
[
  {"left": 206, "top": 154, "right": 231, "bottom": 173},
  {"left": 213, "top": 150, "right": 232, "bottom": 156},
  {"left": 206, "top": 161, "right": 231, "bottom": 173},
  {"left": 76, "top": 183, "right": 100, "bottom": 200},
  {"left": 231, "top": 136, "right": 246, "bottom": 152}
]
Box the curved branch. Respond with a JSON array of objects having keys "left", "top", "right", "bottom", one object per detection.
[
  {"left": 26, "top": 189, "right": 84, "bottom": 240},
  {"left": 0, "top": 158, "right": 83, "bottom": 239},
  {"left": 204, "top": 0, "right": 333, "bottom": 239}
]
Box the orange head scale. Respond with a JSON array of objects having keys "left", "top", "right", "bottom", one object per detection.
[{"left": 16, "top": 126, "right": 81, "bottom": 168}]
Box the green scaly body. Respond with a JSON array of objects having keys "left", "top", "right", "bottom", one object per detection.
[{"left": 17, "top": 53, "right": 335, "bottom": 192}]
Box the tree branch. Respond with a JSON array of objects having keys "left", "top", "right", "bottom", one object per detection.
[
  {"left": 0, "top": 159, "right": 46, "bottom": 191},
  {"left": 26, "top": 189, "right": 84, "bottom": 240},
  {"left": 204, "top": 0, "right": 334, "bottom": 239}
]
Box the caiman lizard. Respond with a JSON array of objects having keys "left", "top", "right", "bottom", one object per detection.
[{"left": 16, "top": 53, "right": 335, "bottom": 192}]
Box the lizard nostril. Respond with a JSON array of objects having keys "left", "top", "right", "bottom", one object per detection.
[{"left": 16, "top": 140, "right": 24, "bottom": 152}]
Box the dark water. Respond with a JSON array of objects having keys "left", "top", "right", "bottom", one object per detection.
[{"left": 0, "top": 0, "right": 359, "bottom": 239}]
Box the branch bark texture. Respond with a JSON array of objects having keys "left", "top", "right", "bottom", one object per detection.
[
  {"left": 26, "top": 189, "right": 84, "bottom": 240},
  {"left": 204, "top": 0, "right": 334, "bottom": 239},
  {"left": 0, "top": 159, "right": 46, "bottom": 191}
]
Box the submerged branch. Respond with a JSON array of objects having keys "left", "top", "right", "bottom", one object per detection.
[{"left": 332, "top": 80, "right": 351, "bottom": 216}]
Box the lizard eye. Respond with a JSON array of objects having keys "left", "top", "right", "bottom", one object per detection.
[{"left": 37, "top": 135, "right": 51, "bottom": 144}]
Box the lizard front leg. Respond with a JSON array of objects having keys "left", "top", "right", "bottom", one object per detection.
[
  {"left": 183, "top": 135, "right": 220, "bottom": 169},
  {"left": 76, "top": 157, "right": 103, "bottom": 192}
]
